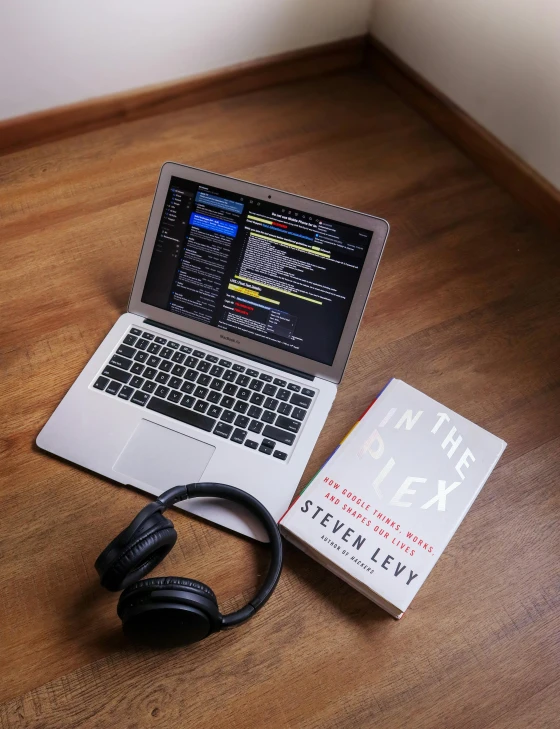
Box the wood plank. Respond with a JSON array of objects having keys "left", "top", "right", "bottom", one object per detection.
[
  {"left": 0, "top": 37, "right": 365, "bottom": 155},
  {"left": 367, "top": 36, "right": 560, "bottom": 234},
  {"left": 0, "top": 69, "right": 558, "bottom": 727}
]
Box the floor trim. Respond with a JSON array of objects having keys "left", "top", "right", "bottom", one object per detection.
[
  {"left": 367, "top": 36, "right": 560, "bottom": 234},
  {"left": 0, "top": 37, "right": 366, "bottom": 155}
]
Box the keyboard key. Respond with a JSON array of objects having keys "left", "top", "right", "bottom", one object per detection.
[
  {"left": 263, "top": 384, "right": 277, "bottom": 396},
  {"left": 168, "top": 376, "right": 182, "bottom": 390},
  {"left": 194, "top": 386, "right": 208, "bottom": 398},
  {"left": 273, "top": 450, "right": 287, "bottom": 461},
  {"left": 106, "top": 380, "right": 121, "bottom": 395},
  {"left": 263, "top": 438, "right": 276, "bottom": 449},
  {"left": 249, "top": 379, "right": 263, "bottom": 392},
  {"left": 118, "top": 386, "right": 134, "bottom": 400},
  {"left": 277, "top": 389, "right": 290, "bottom": 402},
  {"left": 117, "top": 344, "right": 136, "bottom": 359},
  {"left": 93, "top": 376, "right": 109, "bottom": 390},
  {"left": 231, "top": 428, "right": 246, "bottom": 444},
  {"left": 290, "top": 394, "right": 312, "bottom": 409},
  {"left": 147, "top": 355, "right": 161, "bottom": 367},
  {"left": 168, "top": 390, "right": 182, "bottom": 403},
  {"left": 135, "top": 338, "right": 149, "bottom": 351},
  {"left": 262, "top": 411, "right": 276, "bottom": 424},
  {"left": 181, "top": 395, "right": 195, "bottom": 408},
  {"left": 197, "top": 374, "right": 211, "bottom": 386},
  {"left": 223, "top": 370, "right": 237, "bottom": 382},
  {"left": 146, "top": 397, "right": 216, "bottom": 431},
  {"left": 155, "top": 385, "right": 169, "bottom": 398},
  {"left": 193, "top": 350, "right": 205, "bottom": 358},
  {"left": 248, "top": 420, "right": 263, "bottom": 434},
  {"left": 287, "top": 383, "right": 301, "bottom": 392},
  {"left": 219, "top": 359, "right": 232, "bottom": 367},
  {"left": 185, "top": 356, "right": 198, "bottom": 368},
  {"left": 214, "top": 422, "right": 233, "bottom": 438},
  {"left": 259, "top": 443, "right": 273, "bottom": 455},
  {"left": 130, "top": 362, "right": 145, "bottom": 375},
  {"left": 275, "top": 415, "right": 301, "bottom": 436},
  {"left": 278, "top": 402, "right": 292, "bottom": 416},
  {"left": 130, "top": 328, "right": 142, "bottom": 336},
  {"left": 159, "top": 360, "right": 173, "bottom": 372},
  {"left": 224, "top": 383, "right": 237, "bottom": 396},
  {"left": 234, "top": 400, "right": 248, "bottom": 414},
  {"left": 246, "top": 369, "right": 259, "bottom": 378},
  {"left": 167, "top": 341, "right": 179, "bottom": 350},
  {"left": 207, "top": 391, "right": 221, "bottom": 403},
  {"left": 292, "top": 407, "right": 306, "bottom": 421},
  {"left": 172, "top": 364, "right": 186, "bottom": 377},
  {"left": 102, "top": 365, "right": 131, "bottom": 384},
  {"left": 236, "top": 374, "right": 250, "bottom": 387},
  {"left": 273, "top": 378, "right": 287, "bottom": 387},
  {"left": 210, "top": 365, "right": 224, "bottom": 377},
  {"left": 141, "top": 332, "right": 154, "bottom": 340},
  {"left": 205, "top": 354, "right": 219, "bottom": 363},
  {"left": 235, "top": 415, "right": 250, "bottom": 429},
  {"left": 142, "top": 381, "right": 156, "bottom": 393},
  {"left": 302, "top": 388, "right": 316, "bottom": 398},
  {"left": 180, "top": 345, "right": 192, "bottom": 354},
  {"left": 210, "top": 378, "right": 224, "bottom": 391},
  {"left": 172, "top": 352, "right": 185, "bottom": 364},
  {"left": 259, "top": 373, "right": 273, "bottom": 382},
  {"left": 237, "top": 388, "right": 250, "bottom": 401},
  {"left": 131, "top": 391, "right": 149, "bottom": 406},
  {"left": 194, "top": 400, "right": 209, "bottom": 413},
  {"left": 134, "top": 351, "right": 148, "bottom": 363},
  {"left": 110, "top": 355, "right": 133, "bottom": 370},
  {"left": 264, "top": 397, "right": 278, "bottom": 411},
  {"left": 160, "top": 347, "right": 173, "bottom": 359},
  {"left": 232, "top": 364, "right": 245, "bottom": 372},
  {"left": 244, "top": 439, "right": 258, "bottom": 450},
  {"left": 147, "top": 343, "right": 161, "bottom": 355},
  {"left": 197, "top": 360, "right": 211, "bottom": 373},
  {"left": 248, "top": 405, "right": 263, "bottom": 419},
  {"left": 130, "top": 376, "right": 144, "bottom": 389},
  {"left": 220, "top": 396, "right": 235, "bottom": 409},
  {"left": 250, "top": 392, "right": 264, "bottom": 406},
  {"left": 208, "top": 405, "right": 222, "bottom": 418},
  {"left": 181, "top": 381, "right": 195, "bottom": 394},
  {"left": 143, "top": 367, "right": 157, "bottom": 380},
  {"left": 220, "top": 410, "right": 236, "bottom": 423},
  {"left": 155, "top": 372, "right": 170, "bottom": 384},
  {"left": 124, "top": 335, "right": 137, "bottom": 346},
  {"left": 155, "top": 336, "right": 167, "bottom": 345},
  {"left": 185, "top": 369, "right": 198, "bottom": 381}
]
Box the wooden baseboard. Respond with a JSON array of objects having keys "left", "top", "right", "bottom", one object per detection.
[
  {"left": 366, "top": 36, "right": 560, "bottom": 234},
  {"left": 0, "top": 36, "right": 366, "bottom": 155}
]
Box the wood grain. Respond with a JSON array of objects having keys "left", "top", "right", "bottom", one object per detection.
[
  {"left": 367, "top": 35, "right": 560, "bottom": 235},
  {"left": 0, "top": 69, "right": 558, "bottom": 729},
  {"left": 0, "top": 37, "right": 365, "bottom": 156}
]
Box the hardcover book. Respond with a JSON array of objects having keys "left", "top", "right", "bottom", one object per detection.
[{"left": 280, "top": 379, "right": 506, "bottom": 618}]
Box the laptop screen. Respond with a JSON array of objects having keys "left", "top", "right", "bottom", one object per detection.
[{"left": 142, "top": 176, "right": 373, "bottom": 365}]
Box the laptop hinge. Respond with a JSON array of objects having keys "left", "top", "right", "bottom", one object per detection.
[{"left": 143, "top": 319, "right": 315, "bottom": 381}]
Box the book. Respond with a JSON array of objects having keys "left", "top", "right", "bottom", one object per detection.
[{"left": 280, "top": 379, "right": 507, "bottom": 618}]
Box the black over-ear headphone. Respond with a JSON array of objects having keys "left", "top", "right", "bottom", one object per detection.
[{"left": 95, "top": 483, "right": 283, "bottom": 648}]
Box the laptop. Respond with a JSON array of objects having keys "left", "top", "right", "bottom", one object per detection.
[{"left": 37, "top": 162, "right": 389, "bottom": 540}]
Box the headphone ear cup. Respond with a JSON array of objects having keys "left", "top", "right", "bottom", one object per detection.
[{"left": 100, "top": 513, "right": 177, "bottom": 591}]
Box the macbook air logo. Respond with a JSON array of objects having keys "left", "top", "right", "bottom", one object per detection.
[{"left": 220, "top": 334, "right": 241, "bottom": 345}]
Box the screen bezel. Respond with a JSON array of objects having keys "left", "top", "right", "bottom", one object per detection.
[{"left": 128, "top": 162, "right": 389, "bottom": 384}]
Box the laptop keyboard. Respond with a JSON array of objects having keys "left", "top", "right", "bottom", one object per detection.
[{"left": 91, "top": 327, "right": 317, "bottom": 461}]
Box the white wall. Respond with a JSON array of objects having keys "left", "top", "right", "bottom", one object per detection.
[
  {"left": 0, "top": 0, "right": 371, "bottom": 121},
  {"left": 371, "top": 0, "right": 560, "bottom": 190}
]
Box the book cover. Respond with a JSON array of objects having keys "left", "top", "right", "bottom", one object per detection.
[{"left": 280, "top": 379, "right": 507, "bottom": 617}]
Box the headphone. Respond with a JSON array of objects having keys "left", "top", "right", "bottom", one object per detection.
[{"left": 95, "top": 482, "right": 283, "bottom": 648}]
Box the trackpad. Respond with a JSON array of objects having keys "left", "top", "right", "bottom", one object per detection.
[{"left": 113, "top": 419, "right": 215, "bottom": 490}]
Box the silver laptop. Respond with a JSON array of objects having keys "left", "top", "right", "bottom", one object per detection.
[{"left": 37, "top": 162, "right": 389, "bottom": 540}]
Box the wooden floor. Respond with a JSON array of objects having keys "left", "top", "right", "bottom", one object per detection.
[{"left": 0, "top": 69, "right": 558, "bottom": 729}]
